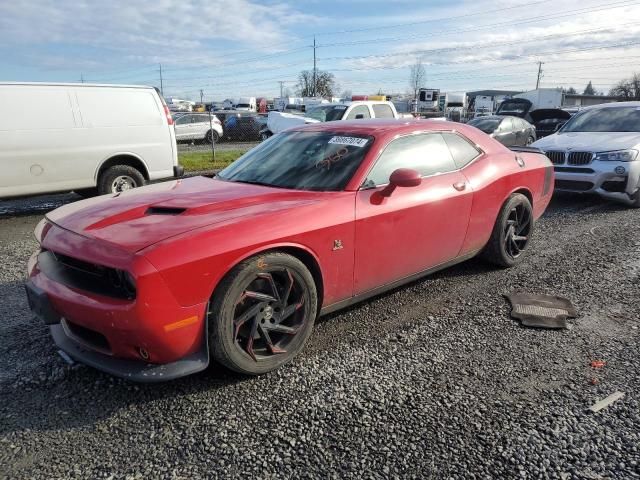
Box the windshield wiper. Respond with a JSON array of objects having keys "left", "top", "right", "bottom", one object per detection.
[{"left": 230, "top": 179, "right": 277, "bottom": 188}]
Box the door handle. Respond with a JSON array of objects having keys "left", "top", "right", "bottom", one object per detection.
[{"left": 453, "top": 181, "right": 467, "bottom": 191}]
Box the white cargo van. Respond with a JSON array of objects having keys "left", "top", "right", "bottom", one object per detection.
[{"left": 0, "top": 82, "right": 180, "bottom": 198}]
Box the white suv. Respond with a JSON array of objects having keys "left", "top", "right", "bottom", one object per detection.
[
  {"left": 533, "top": 102, "right": 640, "bottom": 207},
  {"left": 174, "top": 113, "right": 223, "bottom": 143}
]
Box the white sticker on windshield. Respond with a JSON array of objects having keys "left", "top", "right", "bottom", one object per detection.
[
  {"left": 334, "top": 106, "right": 347, "bottom": 110},
  {"left": 328, "top": 136, "right": 368, "bottom": 147}
]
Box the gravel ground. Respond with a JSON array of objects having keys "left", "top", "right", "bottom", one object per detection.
[{"left": 1, "top": 192, "right": 639, "bottom": 479}]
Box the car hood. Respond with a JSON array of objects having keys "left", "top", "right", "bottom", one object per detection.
[
  {"left": 532, "top": 132, "right": 640, "bottom": 152},
  {"left": 46, "top": 176, "right": 327, "bottom": 253}
]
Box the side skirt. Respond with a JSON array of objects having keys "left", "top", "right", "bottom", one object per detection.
[{"left": 319, "top": 250, "right": 480, "bottom": 317}]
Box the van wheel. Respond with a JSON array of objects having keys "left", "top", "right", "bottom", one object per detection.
[{"left": 98, "top": 165, "right": 145, "bottom": 195}]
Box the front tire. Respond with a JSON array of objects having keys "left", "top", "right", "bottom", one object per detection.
[
  {"left": 629, "top": 189, "right": 640, "bottom": 208},
  {"left": 482, "top": 193, "right": 533, "bottom": 267},
  {"left": 209, "top": 252, "right": 318, "bottom": 375},
  {"left": 97, "top": 165, "right": 145, "bottom": 195}
]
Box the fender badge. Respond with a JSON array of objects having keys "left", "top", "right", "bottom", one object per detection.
[{"left": 332, "top": 240, "right": 343, "bottom": 251}]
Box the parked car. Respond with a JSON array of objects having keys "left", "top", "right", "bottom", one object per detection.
[
  {"left": 173, "top": 113, "right": 223, "bottom": 143},
  {"left": 468, "top": 115, "right": 536, "bottom": 147},
  {"left": 533, "top": 101, "right": 640, "bottom": 207},
  {"left": 0, "top": 82, "right": 180, "bottom": 198},
  {"left": 223, "top": 113, "right": 263, "bottom": 141},
  {"left": 261, "top": 100, "right": 404, "bottom": 139},
  {"left": 528, "top": 109, "right": 573, "bottom": 138},
  {"left": 26, "top": 119, "right": 553, "bottom": 381}
]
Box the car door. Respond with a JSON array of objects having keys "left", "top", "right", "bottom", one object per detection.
[
  {"left": 493, "top": 118, "right": 516, "bottom": 146},
  {"left": 353, "top": 133, "right": 473, "bottom": 294},
  {"left": 173, "top": 114, "right": 193, "bottom": 140},
  {"left": 191, "top": 115, "right": 210, "bottom": 140}
]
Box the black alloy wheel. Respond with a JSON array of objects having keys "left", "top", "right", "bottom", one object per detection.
[
  {"left": 210, "top": 253, "right": 317, "bottom": 374},
  {"left": 482, "top": 193, "right": 534, "bottom": 267},
  {"left": 503, "top": 202, "right": 532, "bottom": 260}
]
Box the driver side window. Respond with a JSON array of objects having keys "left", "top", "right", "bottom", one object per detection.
[{"left": 365, "top": 133, "right": 456, "bottom": 186}]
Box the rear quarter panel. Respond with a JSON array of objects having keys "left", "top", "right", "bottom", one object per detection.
[{"left": 458, "top": 134, "right": 553, "bottom": 255}]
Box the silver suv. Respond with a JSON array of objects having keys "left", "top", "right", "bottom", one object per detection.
[{"left": 533, "top": 102, "right": 640, "bottom": 207}]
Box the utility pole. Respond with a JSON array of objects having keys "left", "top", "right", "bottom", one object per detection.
[
  {"left": 535, "top": 61, "right": 544, "bottom": 89},
  {"left": 159, "top": 63, "right": 164, "bottom": 96},
  {"left": 200, "top": 89, "right": 204, "bottom": 103},
  {"left": 278, "top": 81, "right": 285, "bottom": 98},
  {"left": 312, "top": 36, "right": 317, "bottom": 97},
  {"left": 80, "top": 73, "right": 84, "bottom": 83}
]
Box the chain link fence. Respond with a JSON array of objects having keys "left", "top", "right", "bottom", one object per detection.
[{"left": 173, "top": 110, "right": 264, "bottom": 170}]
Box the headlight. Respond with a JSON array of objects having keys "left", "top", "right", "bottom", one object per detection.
[
  {"left": 593, "top": 149, "right": 638, "bottom": 162},
  {"left": 34, "top": 218, "right": 52, "bottom": 244}
]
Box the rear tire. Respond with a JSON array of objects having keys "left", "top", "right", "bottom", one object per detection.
[
  {"left": 97, "top": 165, "right": 145, "bottom": 195},
  {"left": 209, "top": 252, "right": 318, "bottom": 375},
  {"left": 482, "top": 193, "right": 534, "bottom": 268},
  {"left": 205, "top": 129, "right": 219, "bottom": 144}
]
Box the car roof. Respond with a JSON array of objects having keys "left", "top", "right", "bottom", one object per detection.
[
  {"left": 580, "top": 101, "right": 640, "bottom": 111},
  {"left": 288, "top": 118, "right": 472, "bottom": 136}
]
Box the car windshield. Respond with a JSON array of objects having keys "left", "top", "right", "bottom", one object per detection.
[
  {"left": 217, "top": 131, "right": 373, "bottom": 191},
  {"left": 560, "top": 106, "right": 640, "bottom": 133},
  {"left": 468, "top": 118, "right": 501, "bottom": 133},
  {"left": 306, "top": 105, "right": 348, "bottom": 122}
]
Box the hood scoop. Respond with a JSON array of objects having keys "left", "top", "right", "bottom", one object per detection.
[{"left": 145, "top": 206, "right": 187, "bottom": 216}]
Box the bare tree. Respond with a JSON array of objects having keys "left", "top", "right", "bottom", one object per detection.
[
  {"left": 409, "top": 60, "right": 426, "bottom": 104},
  {"left": 341, "top": 89, "right": 352, "bottom": 100},
  {"left": 609, "top": 73, "right": 640, "bottom": 100},
  {"left": 297, "top": 70, "right": 336, "bottom": 97}
]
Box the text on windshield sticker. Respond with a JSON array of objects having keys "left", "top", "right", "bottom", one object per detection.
[{"left": 328, "top": 136, "right": 368, "bottom": 147}]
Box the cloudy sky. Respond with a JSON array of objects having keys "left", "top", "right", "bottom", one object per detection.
[{"left": 1, "top": 0, "right": 639, "bottom": 100}]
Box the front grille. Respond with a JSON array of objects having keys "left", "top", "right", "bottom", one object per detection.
[
  {"left": 545, "top": 151, "right": 565, "bottom": 165},
  {"left": 554, "top": 167, "right": 595, "bottom": 174},
  {"left": 555, "top": 180, "right": 594, "bottom": 191},
  {"left": 568, "top": 151, "right": 593, "bottom": 165},
  {"left": 38, "top": 251, "right": 136, "bottom": 300}
]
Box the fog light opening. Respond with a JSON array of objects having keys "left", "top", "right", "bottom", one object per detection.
[{"left": 138, "top": 347, "right": 150, "bottom": 360}]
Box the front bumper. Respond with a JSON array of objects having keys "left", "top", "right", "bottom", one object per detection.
[
  {"left": 553, "top": 160, "right": 640, "bottom": 198},
  {"left": 26, "top": 223, "right": 211, "bottom": 381},
  {"left": 26, "top": 278, "right": 209, "bottom": 382}
]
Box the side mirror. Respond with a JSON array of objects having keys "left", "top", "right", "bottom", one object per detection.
[
  {"left": 355, "top": 113, "right": 364, "bottom": 119},
  {"left": 379, "top": 168, "right": 422, "bottom": 197}
]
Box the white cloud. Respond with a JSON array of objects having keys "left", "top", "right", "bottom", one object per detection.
[{"left": 0, "top": 0, "right": 323, "bottom": 69}]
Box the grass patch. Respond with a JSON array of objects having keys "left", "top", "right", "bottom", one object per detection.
[{"left": 179, "top": 150, "right": 245, "bottom": 172}]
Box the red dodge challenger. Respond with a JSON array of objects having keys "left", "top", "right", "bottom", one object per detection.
[{"left": 26, "top": 119, "right": 553, "bottom": 381}]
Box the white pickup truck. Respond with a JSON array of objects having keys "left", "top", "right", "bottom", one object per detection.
[{"left": 262, "top": 101, "right": 408, "bottom": 139}]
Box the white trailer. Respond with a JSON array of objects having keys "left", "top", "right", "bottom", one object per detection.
[{"left": 444, "top": 92, "right": 467, "bottom": 121}]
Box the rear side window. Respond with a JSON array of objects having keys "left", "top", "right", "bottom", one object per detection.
[
  {"left": 346, "top": 105, "right": 371, "bottom": 120},
  {"left": 372, "top": 104, "right": 395, "bottom": 118},
  {"left": 366, "top": 133, "right": 456, "bottom": 186},
  {"left": 442, "top": 133, "right": 481, "bottom": 169},
  {"left": 500, "top": 117, "right": 514, "bottom": 131},
  {"left": 77, "top": 88, "right": 162, "bottom": 128}
]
